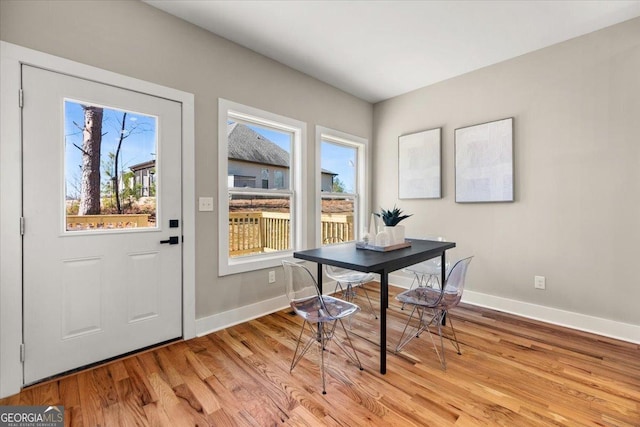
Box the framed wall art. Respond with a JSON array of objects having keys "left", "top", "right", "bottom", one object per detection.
[
  {"left": 398, "top": 127, "right": 441, "bottom": 199},
  {"left": 455, "top": 117, "right": 514, "bottom": 203}
]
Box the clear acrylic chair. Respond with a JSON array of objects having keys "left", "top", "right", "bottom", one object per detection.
[
  {"left": 395, "top": 257, "right": 473, "bottom": 370},
  {"left": 401, "top": 236, "right": 450, "bottom": 310},
  {"left": 282, "top": 260, "right": 363, "bottom": 394},
  {"left": 324, "top": 265, "right": 378, "bottom": 323}
]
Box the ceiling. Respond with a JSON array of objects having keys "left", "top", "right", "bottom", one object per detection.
[{"left": 145, "top": 0, "right": 640, "bottom": 103}]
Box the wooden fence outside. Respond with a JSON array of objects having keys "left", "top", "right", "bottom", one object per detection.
[
  {"left": 229, "top": 211, "right": 353, "bottom": 257},
  {"left": 67, "top": 214, "right": 149, "bottom": 231},
  {"left": 67, "top": 212, "right": 352, "bottom": 253}
]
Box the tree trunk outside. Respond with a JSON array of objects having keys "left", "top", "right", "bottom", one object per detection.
[
  {"left": 78, "top": 106, "right": 103, "bottom": 215},
  {"left": 114, "top": 112, "right": 127, "bottom": 214}
]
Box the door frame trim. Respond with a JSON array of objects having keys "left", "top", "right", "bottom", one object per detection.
[{"left": 0, "top": 41, "right": 196, "bottom": 398}]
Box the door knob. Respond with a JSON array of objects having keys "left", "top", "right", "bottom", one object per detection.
[{"left": 160, "top": 236, "right": 179, "bottom": 245}]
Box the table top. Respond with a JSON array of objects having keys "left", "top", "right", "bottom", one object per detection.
[{"left": 293, "top": 238, "right": 456, "bottom": 274}]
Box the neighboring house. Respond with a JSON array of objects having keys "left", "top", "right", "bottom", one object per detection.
[
  {"left": 320, "top": 169, "right": 337, "bottom": 192},
  {"left": 227, "top": 122, "right": 289, "bottom": 189},
  {"left": 129, "top": 160, "right": 155, "bottom": 197},
  {"left": 227, "top": 122, "right": 337, "bottom": 190}
]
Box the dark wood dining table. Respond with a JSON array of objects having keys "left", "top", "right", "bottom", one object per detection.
[{"left": 293, "top": 238, "right": 456, "bottom": 374}]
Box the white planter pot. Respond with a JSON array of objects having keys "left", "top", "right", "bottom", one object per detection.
[{"left": 384, "top": 225, "right": 405, "bottom": 245}]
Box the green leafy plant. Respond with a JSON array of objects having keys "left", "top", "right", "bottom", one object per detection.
[{"left": 374, "top": 206, "right": 412, "bottom": 226}]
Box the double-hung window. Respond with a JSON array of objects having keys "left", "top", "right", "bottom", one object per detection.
[
  {"left": 316, "top": 126, "right": 367, "bottom": 246},
  {"left": 219, "top": 99, "right": 305, "bottom": 275}
]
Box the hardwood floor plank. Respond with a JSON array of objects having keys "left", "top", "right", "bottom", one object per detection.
[
  {"left": 142, "top": 402, "right": 173, "bottom": 427},
  {"left": 76, "top": 370, "right": 106, "bottom": 427},
  {"left": 58, "top": 376, "right": 83, "bottom": 427},
  {"left": 2, "top": 284, "right": 638, "bottom": 426},
  {"left": 122, "top": 357, "right": 158, "bottom": 407},
  {"left": 146, "top": 372, "right": 207, "bottom": 427}
]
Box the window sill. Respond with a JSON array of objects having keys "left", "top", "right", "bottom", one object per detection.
[{"left": 219, "top": 250, "right": 294, "bottom": 276}]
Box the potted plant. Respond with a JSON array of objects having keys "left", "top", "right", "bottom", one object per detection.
[
  {"left": 374, "top": 206, "right": 412, "bottom": 245},
  {"left": 375, "top": 206, "right": 412, "bottom": 226}
]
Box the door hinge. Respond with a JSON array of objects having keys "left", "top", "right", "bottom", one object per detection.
[
  {"left": 20, "top": 217, "right": 25, "bottom": 235},
  {"left": 20, "top": 343, "right": 25, "bottom": 363},
  {"left": 19, "top": 89, "right": 24, "bottom": 108}
]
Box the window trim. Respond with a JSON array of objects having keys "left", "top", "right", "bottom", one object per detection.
[
  {"left": 315, "top": 126, "right": 368, "bottom": 247},
  {"left": 218, "top": 98, "right": 306, "bottom": 276}
]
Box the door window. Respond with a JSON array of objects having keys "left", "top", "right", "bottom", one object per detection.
[{"left": 64, "top": 100, "right": 157, "bottom": 232}]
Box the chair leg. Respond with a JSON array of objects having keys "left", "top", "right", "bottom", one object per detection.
[
  {"left": 344, "top": 282, "right": 356, "bottom": 329},
  {"left": 444, "top": 312, "right": 462, "bottom": 355},
  {"left": 338, "top": 280, "right": 377, "bottom": 327},
  {"left": 433, "top": 311, "right": 447, "bottom": 370},
  {"left": 358, "top": 283, "right": 378, "bottom": 319},
  {"left": 396, "top": 306, "right": 431, "bottom": 352},
  {"left": 396, "top": 306, "right": 457, "bottom": 370},
  {"left": 319, "top": 318, "right": 363, "bottom": 394},
  {"left": 319, "top": 322, "right": 327, "bottom": 394},
  {"left": 334, "top": 281, "right": 359, "bottom": 328},
  {"left": 427, "top": 274, "right": 441, "bottom": 289},
  {"left": 334, "top": 281, "right": 346, "bottom": 298},
  {"left": 334, "top": 319, "right": 363, "bottom": 371},
  {"left": 432, "top": 309, "right": 462, "bottom": 370},
  {"left": 291, "top": 320, "right": 317, "bottom": 372},
  {"left": 291, "top": 318, "right": 362, "bottom": 395}
]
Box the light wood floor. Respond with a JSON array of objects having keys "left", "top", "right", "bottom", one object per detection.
[{"left": 2, "top": 284, "right": 639, "bottom": 426}]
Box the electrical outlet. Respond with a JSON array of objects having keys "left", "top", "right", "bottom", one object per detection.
[
  {"left": 534, "top": 275, "right": 546, "bottom": 290},
  {"left": 268, "top": 270, "right": 276, "bottom": 284}
]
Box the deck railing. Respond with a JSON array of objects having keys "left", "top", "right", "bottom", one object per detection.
[
  {"left": 229, "top": 212, "right": 353, "bottom": 257},
  {"left": 66, "top": 214, "right": 150, "bottom": 231},
  {"left": 320, "top": 213, "right": 353, "bottom": 243}
]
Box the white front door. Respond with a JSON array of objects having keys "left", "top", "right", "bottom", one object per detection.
[{"left": 22, "top": 65, "right": 183, "bottom": 384}]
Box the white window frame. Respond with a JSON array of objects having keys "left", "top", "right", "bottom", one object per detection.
[
  {"left": 218, "top": 99, "right": 306, "bottom": 276},
  {"left": 315, "top": 126, "right": 368, "bottom": 247}
]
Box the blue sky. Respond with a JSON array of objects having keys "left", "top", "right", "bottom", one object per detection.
[
  {"left": 64, "top": 100, "right": 157, "bottom": 199},
  {"left": 246, "top": 124, "right": 357, "bottom": 193}
]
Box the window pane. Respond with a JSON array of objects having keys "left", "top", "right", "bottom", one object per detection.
[
  {"left": 229, "top": 194, "right": 291, "bottom": 257},
  {"left": 64, "top": 100, "right": 157, "bottom": 232},
  {"left": 321, "top": 140, "right": 357, "bottom": 193},
  {"left": 321, "top": 196, "right": 355, "bottom": 244},
  {"left": 228, "top": 120, "right": 291, "bottom": 190},
  {"left": 274, "top": 171, "right": 284, "bottom": 188}
]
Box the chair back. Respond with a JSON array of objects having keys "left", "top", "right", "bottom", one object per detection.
[
  {"left": 427, "top": 236, "right": 448, "bottom": 267},
  {"left": 324, "top": 264, "right": 373, "bottom": 283},
  {"left": 282, "top": 260, "right": 321, "bottom": 304},
  {"left": 442, "top": 256, "right": 473, "bottom": 307},
  {"left": 404, "top": 236, "right": 449, "bottom": 275}
]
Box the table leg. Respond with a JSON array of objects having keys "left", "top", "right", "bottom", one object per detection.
[
  {"left": 316, "top": 263, "right": 324, "bottom": 342},
  {"left": 441, "top": 252, "right": 447, "bottom": 326},
  {"left": 380, "top": 271, "right": 388, "bottom": 374},
  {"left": 317, "top": 263, "right": 323, "bottom": 294}
]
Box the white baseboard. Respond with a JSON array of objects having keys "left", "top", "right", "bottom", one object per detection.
[
  {"left": 195, "top": 279, "right": 342, "bottom": 337},
  {"left": 461, "top": 290, "right": 640, "bottom": 344},
  {"left": 389, "top": 273, "right": 640, "bottom": 345},
  {"left": 196, "top": 275, "right": 640, "bottom": 345},
  {"left": 195, "top": 295, "right": 290, "bottom": 337}
]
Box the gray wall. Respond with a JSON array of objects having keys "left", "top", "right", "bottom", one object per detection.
[
  {"left": 373, "top": 17, "right": 640, "bottom": 325},
  {"left": 0, "top": 0, "right": 372, "bottom": 319}
]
